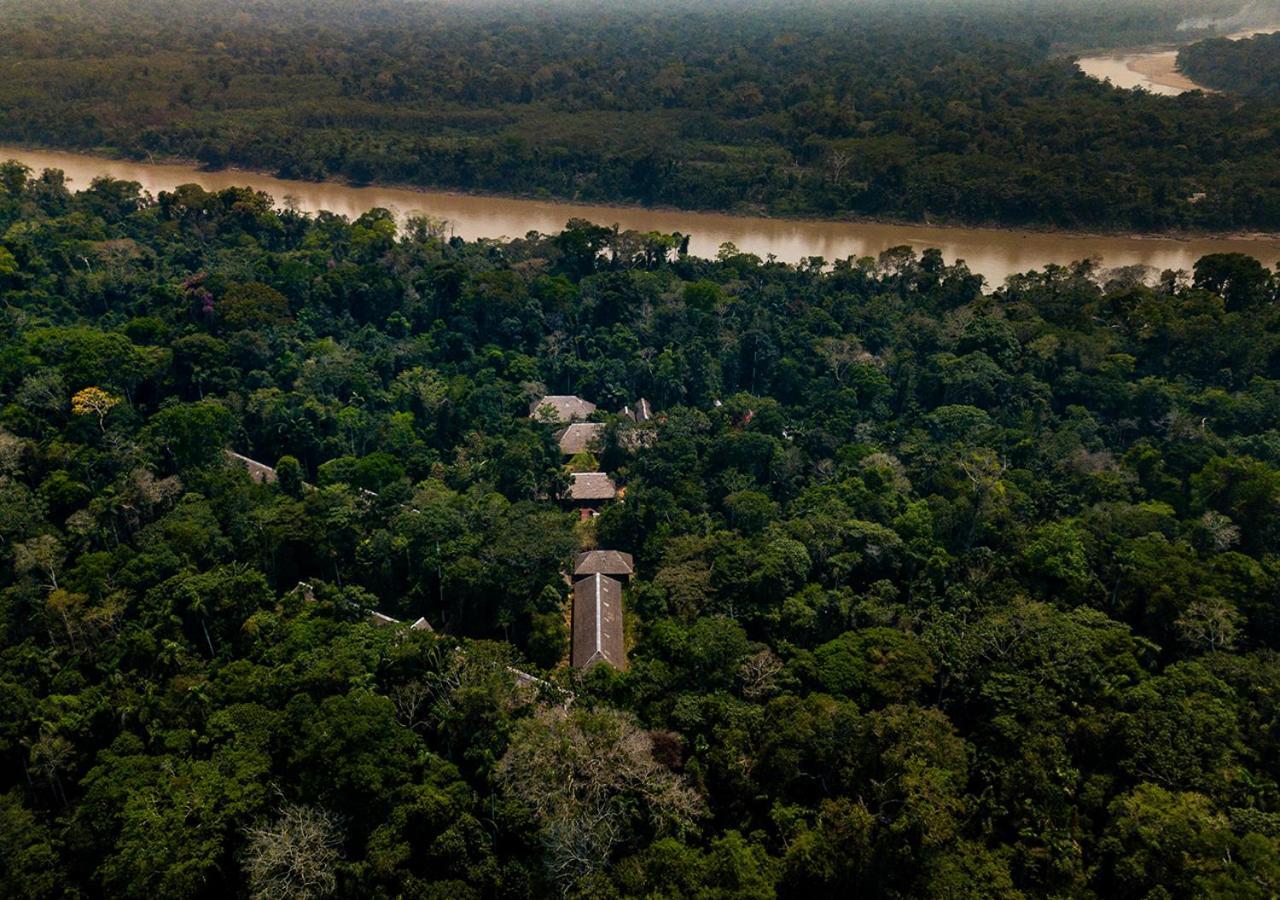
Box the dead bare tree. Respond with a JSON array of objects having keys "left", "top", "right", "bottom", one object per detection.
[
  {"left": 738, "top": 648, "right": 784, "bottom": 699},
  {"left": 828, "top": 148, "right": 850, "bottom": 184},
  {"left": 390, "top": 679, "right": 433, "bottom": 733},
  {"left": 495, "top": 706, "right": 706, "bottom": 890},
  {"left": 14, "top": 534, "right": 65, "bottom": 591},
  {"left": 1176, "top": 598, "right": 1243, "bottom": 654},
  {"left": 242, "top": 803, "right": 343, "bottom": 900}
]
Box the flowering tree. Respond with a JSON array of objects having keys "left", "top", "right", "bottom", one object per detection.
[{"left": 70, "top": 387, "right": 121, "bottom": 432}]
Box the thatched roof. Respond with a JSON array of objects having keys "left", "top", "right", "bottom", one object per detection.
[
  {"left": 368, "top": 611, "right": 433, "bottom": 632},
  {"left": 572, "top": 573, "right": 626, "bottom": 670},
  {"left": 558, "top": 422, "right": 605, "bottom": 455},
  {"left": 227, "top": 450, "right": 277, "bottom": 484},
  {"left": 574, "top": 550, "right": 635, "bottom": 579},
  {"left": 568, "top": 472, "right": 617, "bottom": 502},
  {"left": 530, "top": 395, "right": 597, "bottom": 423}
]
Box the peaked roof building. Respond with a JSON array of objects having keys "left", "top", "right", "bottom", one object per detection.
[
  {"left": 574, "top": 550, "right": 636, "bottom": 580},
  {"left": 227, "top": 450, "right": 278, "bottom": 484},
  {"left": 367, "top": 610, "right": 433, "bottom": 631},
  {"left": 572, "top": 573, "right": 626, "bottom": 670},
  {"left": 567, "top": 472, "right": 618, "bottom": 503},
  {"left": 623, "top": 397, "right": 654, "bottom": 423},
  {"left": 557, "top": 422, "right": 605, "bottom": 456},
  {"left": 530, "top": 395, "right": 597, "bottom": 424}
]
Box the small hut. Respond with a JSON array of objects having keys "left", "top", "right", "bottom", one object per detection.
[{"left": 565, "top": 472, "right": 617, "bottom": 516}]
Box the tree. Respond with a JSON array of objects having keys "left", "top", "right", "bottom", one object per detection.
[
  {"left": 243, "top": 804, "right": 342, "bottom": 900},
  {"left": 363, "top": 763, "right": 500, "bottom": 896},
  {"left": 1175, "top": 598, "right": 1243, "bottom": 654},
  {"left": 221, "top": 282, "right": 293, "bottom": 329},
  {"left": 816, "top": 336, "right": 872, "bottom": 386},
  {"left": 171, "top": 334, "right": 231, "bottom": 400},
  {"left": 812, "top": 628, "right": 935, "bottom": 708},
  {"left": 79, "top": 740, "right": 271, "bottom": 899},
  {"left": 554, "top": 219, "right": 613, "bottom": 278},
  {"left": 495, "top": 706, "right": 705, "bottom": 886},
  {"left": 1101, "top": 784, "right": 1233, "bottom": 898},
  {"left": 18, "top": 370, "right": 69, "bottom": 418},
  {"left": 0, "top": 791, "right": 64, "bottom": 899},
  {"left": 28, "top": 328, "right": 150, "bottom": 397},
  {"left": 275, "top": 455, "right": 305, "bottom": 498},
  {"left": 71, "top": 386, "right": 121, "bottom": 432},
  {"left": 1115, "top": 663, "right": 1242, "bottom": 794},
  {"left": 288, "top": 691, "right": 417, "bottom": 825},
  {"left": 1191, "top": 456, "right": 1280, "bottom": 554},
  {"left": 527, "top": 609, "right": 568, "bottom": 669},
  {"left": 145, "top": 400, "right": 233, "bottom": 470},
  {"left": 1192, "top": 253, "right": 1271, "bottom": 312},
  {"left": 14, "top": 534, "right": 65, "bottom": 591}
]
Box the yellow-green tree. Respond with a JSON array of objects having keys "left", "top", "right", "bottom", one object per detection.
[{"left": 70, "top": 386, "right": 121, "bottom": 432}]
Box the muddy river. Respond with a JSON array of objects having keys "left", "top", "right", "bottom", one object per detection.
[
  {"left": 1076, "top": 28, "right": 1276, "bottom": 96},
  {"left": 4, "top": 144, "right": 1278, "bottom": 285}
]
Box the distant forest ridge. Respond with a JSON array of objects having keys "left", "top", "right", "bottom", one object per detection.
[
  {"left": 2, "top": 0, "right": 1280, "bottom": 231},
  {"left": 0, "top": 0, "right": 1244, "bottom": 41}
]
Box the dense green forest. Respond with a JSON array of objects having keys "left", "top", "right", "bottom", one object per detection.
[
  {"left": 1179, "top": 30, "right": 1280, "bottom": 96},
  {"left": 4, "top": 0, "right": 1280, "bottom": 232},
  {"left": 3, "top": 160, "right": 1280, "bottom": 897}
]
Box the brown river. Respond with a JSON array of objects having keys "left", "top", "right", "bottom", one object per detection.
[
  {"left": 1076, "top": 28, "right": 1278, "bottom": 97},
  {"left": 4, "top": 145, "right": 1279, "bottom": 285}
]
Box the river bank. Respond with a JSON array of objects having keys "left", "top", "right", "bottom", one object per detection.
[
  {"left": 12, "top": 140, "right": 1277, "bottom": 242},
  {"left": 4, "top": 143, "right": 1280, "bottom": 285},
  {"left": 1076, "top": 27, "right": 1278, "bottom": 96}
]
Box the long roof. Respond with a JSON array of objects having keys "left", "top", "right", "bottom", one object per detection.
[
  {"left": 574, "top": 549, "right": 635, "bottom": 578},
  {"left": 227, "top": 450, "right": 278, "bottom": 484},
  {"left": 568, "top": 472, "right": 617, "bottom": 501},
  {"left": 530, "top": 395, "right": 597, "bottom": 423},
  {"left": 558, "top": 422, "right": 605, "bottom": 455},
  {"left": 572, "top": 573, "right": 626, "bottom": 670}
]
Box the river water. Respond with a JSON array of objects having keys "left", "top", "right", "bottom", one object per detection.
[
  {"left": 1075, "top": 51, "right": 1198, "bottom": 96},
  {"left": 4, "top": 144, "right": 1279, "bottom": 285},
  {"left": 1076, "top": 28, "right": 1277, "bottom": 96}
]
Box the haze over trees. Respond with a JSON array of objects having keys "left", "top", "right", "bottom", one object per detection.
[
  {"left": 2, "top": 163, "right": 1280, "bottom": 897},
  {"left": 3, "top": 0, "right": 1280, "bottom": 230}
]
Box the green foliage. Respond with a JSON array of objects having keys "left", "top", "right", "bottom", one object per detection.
[
  {"left": 1100, "top": 783, "right": 1280, "bottom": 899},
  {"left": 812, "top": 628, "right": 935, "bottom": 707},
  {"left": 0, "top": 0, "right": 1273, "bottom": 230},
  {"left": 1179, "top": 32, "right": 1280, "bottom": 98},
  {"left": 0, "top": 791, "right": 64, "bottom": 899},
  {"left": 0, "top": 169, "right": 1277, "bottom": 898},
  {"left": 275, "top": 454, "right": 305, "bottom": 498},
  {"left": 145, "top": 400, "right": 234, "bottom": 471}
]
